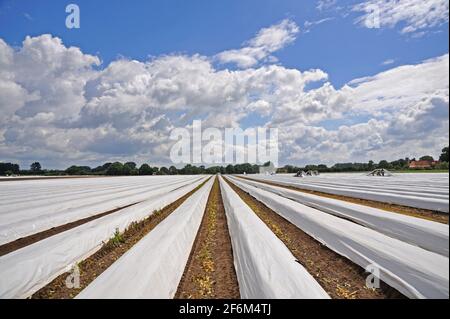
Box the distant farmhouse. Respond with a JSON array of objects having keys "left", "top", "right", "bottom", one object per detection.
[
  {"left": 408, "top": 160, "right": 440, "bottom": 169},
  {"left": 259, "top": 162, "right": 277, "bottom": 175}
]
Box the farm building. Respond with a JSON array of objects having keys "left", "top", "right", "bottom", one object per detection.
[{"left": 408, "top": 160, "right": 440, "bottom": 169}]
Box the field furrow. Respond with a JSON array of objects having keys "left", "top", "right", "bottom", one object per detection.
[{"left": 175, "top": 177, "right": 240, "bottom": 299}]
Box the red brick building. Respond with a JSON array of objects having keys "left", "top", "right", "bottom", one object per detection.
[{"left": 408, "top": 160, "right": 440, "bottom": 169}]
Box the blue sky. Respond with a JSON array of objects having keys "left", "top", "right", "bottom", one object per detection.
[
  {"left": 0, "top": 0, "right": 448, "bottom": 168},
  {"left": 1, "top": 0, "right": 447, "bottom": 87}
]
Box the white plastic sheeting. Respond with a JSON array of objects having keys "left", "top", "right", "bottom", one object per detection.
[
  {"left": 246, "top": 173, "right": 449, "bottom": 213},
  {"left": 229, "top": 176, "right": 449, "bottom": 257},
  {"left": 76, "top": 177, "right": 214, "bottom": 299},
  {"left": 228, "top": 177, "right": 449, "bottom": 299},
  {"left": 0, "top": 176, "right": 209, "bottom": 299},
  {"left": 0, "top": 176, "right": 202, "bottom": 245},
  {"left": 219, "top": 176, "right": 329, "bottom": 299}
]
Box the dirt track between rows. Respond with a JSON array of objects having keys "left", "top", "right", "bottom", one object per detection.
[
  {"left": 237, "top": 176, "right": 448, "bottom": 224},
  {"left": 175, "top": 177, "right": 240, "bottom": 299},
  {"left": 225, "top": 177, "right": 405, "bottom": 299},
  {"left": 32, "top": 179, "right": 210, "bottom": 299}
]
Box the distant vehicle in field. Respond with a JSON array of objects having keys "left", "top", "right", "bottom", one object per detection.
[
  {"left": 294, "top": 170, "right": 306, "bottom": 177},
  {"left": 294, "top": 170, "right": 319, "bottom": 177},
  {"left": 367, "top": 168, "right": 393, "bottom": 177}
]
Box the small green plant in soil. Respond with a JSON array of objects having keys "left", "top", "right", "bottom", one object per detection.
[{"left": 108, "top": 228, "right": 125, "bottom": 247}]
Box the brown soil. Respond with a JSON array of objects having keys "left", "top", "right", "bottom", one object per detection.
[
  {"left": 175, "top": 177, "right": 240, "bottom": 299},
  {"left": 237, "top": 176, "right": 448, "bottom": 224},
  {"left": 0, "top": 202, "right": 139, "bottom": 257},
  {"left": 31, "top": 178, "right": 210, "bottom": 299},
  {"left": 225, "top": 177, "right": 406, "bottom": 299}
]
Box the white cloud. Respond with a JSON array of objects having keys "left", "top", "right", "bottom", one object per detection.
[
  {"left": 353, "top": 0, "right": 449, "bottom": 35},
  {"left": 0, "top": 28, "right": 448, "bottom": 168},
  {"left": 381, "top": 58, "right": 395, "bottom": 65},
  {"left": 3, "top": 35, "right": 100, "bottom": 122},
  {"left": 303, "top": 17, "right": 335, "bottom": 33},
  {"left": 347, "top": 54, "right": 449, "bottom": 115},
  {"left": 23, "top": 13, "right": 33, "bottom": 21},
  {"left": 276, "top": 54, "right": 449, "bottom": 165},
  {"left": 216, "top": 19, "right": 299, "bottom": 68},
  {"left": 317, "top": 0, "right": 337, "bottom": 11}
]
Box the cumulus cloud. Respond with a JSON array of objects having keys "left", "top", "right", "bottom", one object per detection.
[
  {"left": 277, "top": 54, "right": 449, "bottom": 165},
  {"left": 0, "top": 26, "right": 448, "bottom": 168},
  {"left": 0, "top": 32, "right": 333, "bottom": 167},
  {"left": 216, "top": 19, "right": 299, "bottom": 68},
  {"left": 347, "top": 54, "right": 449, "bottom": 115},
  {"left": 353, "top": 0, "right": 449, "bottom": 35}
]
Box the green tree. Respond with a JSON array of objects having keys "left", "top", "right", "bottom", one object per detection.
[
  {"left": 106, "top": 162, "right": 124, "bottom": 175},
  {"left": 159, "top": 167, "right": 169, "bottom": 175},
  {"left": 0, "top": 163, "right": 20, "bottom": 175},
  {"left": 390, "top": 158, "right": 408, "bottom": 170},
  {"left": 30, "top": 162, "right": 42, "bottom": 172},
  {"left": 419, "top": 155, "right": 434, "bottom": 161},
  {"left": 206, "top": 166, "right": 221, "bottom": 174},
  {"left": 169, "top": 166, "right": 178, "bottom": 175},
  {"left": 65, "top": 166, "right": 91, "bottom": 175},
  {"left": 124, "top": 162, "right": 137, "bottom": 169},
  {"left": 439, "top": 146, "right": 449, "bottom": 162},
  {"left": 92, "top": 165, "right": 104, "bottom": 173},
  {"left": 378, "top": 160, "right": 389, "bottom": 169},
  {"left": 182, "top": 164, "right": 194, "bottom": 175},
  {"left": 225, "top": 164, "right": 235, "bottom": 174},
  {"left": 435, "top": 162, "right": 449, "bottom": 170},
  {"left": 122, "top": 164, "right": 133, "bottom": 175},
  {"left": 139, "top": 164, "right": 153, "bottom": 175}
]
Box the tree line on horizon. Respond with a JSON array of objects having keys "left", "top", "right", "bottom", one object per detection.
[
  {"left": 0, "top": 161, "right": 263, "bottom": 176},
  {"left": 64, "top": 162, "right": 263, "bottom": 176},
  {"left": 1, "top": 146, "right": 448, "bottom": 176}
]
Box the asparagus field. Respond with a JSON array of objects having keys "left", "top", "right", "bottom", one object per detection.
[{"left": 0, "top": 173, "right": 448, "bottom": 299}]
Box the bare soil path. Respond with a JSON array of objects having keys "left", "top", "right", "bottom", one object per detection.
[{"left": 175, "top": 177, "right": 240, "bottom": 299}]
